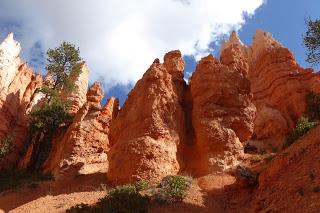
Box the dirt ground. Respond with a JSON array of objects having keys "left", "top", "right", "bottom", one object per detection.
[{"left": 0, "top": 173, "right": 244, "bottom": 213}]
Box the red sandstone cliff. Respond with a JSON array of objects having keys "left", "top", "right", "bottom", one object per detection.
[
  {"left": 1, "top": 30, "right": 320, "bottom": 212},
  {"left": 0, "top": 30, "right": 320, "bottom": 191},
  {"left": 108, "top": 51, "right": 186, "bottom": 184},
  {"left": 222, "top": 30, "right": 320, "bottom": 150},
  {"left": 0, "top": 34, "right": 42, "bottom": 169}
]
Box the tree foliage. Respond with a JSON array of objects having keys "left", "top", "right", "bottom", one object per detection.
[
  {"left": 284, "top": 117, "right": 317, "bottom": 148},
  {"left": 30, "top": 42, "right": 82, "bottom": 133},
  {"left": 303, "top": 18, "right": 320, "bottom": 67},
  {"left": 27, "top": 42, "right": 82, "bottom": 170},
  {"left": 30, "top": 100, "right": 73, "bottom": 133},
  {"left": 46, "top": 41, "right": 82, "bottom": 93}
]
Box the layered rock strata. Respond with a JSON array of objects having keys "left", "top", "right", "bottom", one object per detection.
[{"left": 222, "top": 30, "right": 320, "bottom": 149}]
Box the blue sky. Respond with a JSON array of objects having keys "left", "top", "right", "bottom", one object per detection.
[
  {"left": 107, "top": 0, "right": 320, "bottom": 104},
  {"left": 0, "top": 0, "right": 319, "bottom": 105}
]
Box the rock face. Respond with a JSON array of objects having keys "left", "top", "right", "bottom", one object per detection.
[
  {"left": 0, "top": 34, "right": 42, "bottom": 169},
  {"left": 61, "top": 64, "right": 89, "bottom": 115},
  {"left": 43, "top": 82, "right": 119, "bottom": 179},
  {"left": 0, "top": 33, "right": 22, "bottom": 92},
  {"left": 108, "top": 50, "right": 186, "bottom": 184},
  {"left": 247, "top": 125, "right": 320, "bottom": 212},
  {"left": 189, "top": 44, "right": 256, "bottom": 174},
  {"left": 222, "top": 30, "right": 320, "bottom": 150}
]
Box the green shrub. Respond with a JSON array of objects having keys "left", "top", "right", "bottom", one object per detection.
[
  {"left": 284, "top": 117, "right": 317, "bottom": 148},
  {"left": 67, "top": 176, "right": 192, "bottom": 212},
  {"left": 66, "top": 203, "right": 92, "bottom": 213},
  {"left": 0, "top": 135, "right": 13, "bottom": 158},
  {"left": 134, "top": 180, "right": 151, "bottom": 191},
  {"left": 29, "top": 100, "right": 73, "bottom": 133},
  {"left": 67, "top": 183, "right": 151, "bottom": 213},
  {"left": 154, "top": 175, "right": 192, "bottom": 203},
  {"left": 306, "top": 92, "right": 320, "bottom": 120},
  {"left": 98, "top": 184, "right": 150, "bottom": 213}
]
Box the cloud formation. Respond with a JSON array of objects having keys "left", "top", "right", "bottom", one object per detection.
[{"left": 0, "top": 0, "right": 264, "bottom": 87}]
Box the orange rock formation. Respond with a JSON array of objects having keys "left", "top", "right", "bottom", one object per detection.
[{"left": 107, "top": 50, "right": 186, "bottom": 184}]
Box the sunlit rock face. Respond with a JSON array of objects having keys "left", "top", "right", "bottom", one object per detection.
[
  {"left": 42, "top": 82, "right": 119, "bottom": 179},
  {"left": 189, "top": 43, "right": 255, "bottom": 174},
  {"left": 107, "top": 50, "right": 186, "bottom": 184},
  {"left": 0, "top": 34, "right": 42, "bottom": 170},
  {"left": 61, "top": 63, "right": 90, "bottom": 115},
  {"left": 222, "top": 30, "right": 320, "bottom": 150},
  {"left": 0, "top": 33, "right": 22, "bottom": 93},
  {"left": 2, "top": 29, "right": 320, "bottom": 188}
]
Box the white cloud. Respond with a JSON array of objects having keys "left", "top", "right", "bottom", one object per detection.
[{"left": 0, "top": 0, "right": 264, "bottom": 87}]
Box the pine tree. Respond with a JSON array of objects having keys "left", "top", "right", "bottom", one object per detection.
[{"left": 303, "top": 18, "right": 320, "bottom": 67}]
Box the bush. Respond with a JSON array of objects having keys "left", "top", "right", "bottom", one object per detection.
[
  {"left": 30, "top": 100, "right": 73, "bottom": 133},
  {"left": 0, "top": 135, "right": 13, "bottom": 158},
  {"left": 98, "top": 184, "right": 150, "bottom": 213},
  {"left": 134, "top": 180, "right": 151, "bottom": 191},
  {"left": 284, "top": 117, "right": 317, "bottom": 148},
  {"left": 153, "top": 175, "right": 192, "bottom": 203},
  {"left": 67, "top": 183, "right": 151, "bottom": 213},
  {"left": 66, "top": 203, "right": 92, "bottom": 213},
  {"left": 67, "top": 175, "right": 192, "bottom": 212},
  {"left": 306, "top": 92, "right": 320, "bottom": 120}
]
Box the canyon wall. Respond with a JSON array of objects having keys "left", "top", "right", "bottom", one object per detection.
[
  {"left": 0, "top": 34, "right": 42, "bottom": 169},
  {"left": 222, "top": 30, "right": 320, "bottom": 150},
  {"left": 1, "top": 30, "right": 320, "bottom": 186}
]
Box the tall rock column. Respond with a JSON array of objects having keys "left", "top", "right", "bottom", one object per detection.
[
  {"left": 0, "top": 33, "right": 22, "bottom": 93},
  {"left": 246, "top": 30, "right": 320, "bottom": 149},
  {"left": 0, "top": 34, "right": 42, "bottom": 169},
  {"left": 41, "top": 82, "right": 119, "bottom": 179},
  {"left": 61, "top": 63, "right": 89, "bottom": 115},
  {"left": 189, "top": 43, "right": 255, "bottom": 174},
  {"left": 108, "top": 50, "right": 186, "bottom": 184}
]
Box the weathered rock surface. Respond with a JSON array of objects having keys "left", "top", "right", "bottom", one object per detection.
[
  {"left": 246, "top": 125, "right": 320, "bottom": 212},
  {"left": 222, "top": 30, "right": 320, "bottom": 150},
  {"left": 61, "top": 64, "right": 89, "bottom": 115},
  {"left": 108, "top": 50, "right": 186, "bottom": 184},
  {"left": 189, "top": 43, "right": 256, "bottom": 174},
  {"left": 0, "top": 34, "right": 42, "bottom": 169},
  {"left": 248, "top": 30, "right": 320, "bottom": 149},
  {"left": 42, "top": 82, "right": 119, "bottom": 179}
]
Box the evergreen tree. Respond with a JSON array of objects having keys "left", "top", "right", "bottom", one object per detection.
[
  {"left": 303, "top": 18, "right": 320, "bottom": 67},
  {"left": 28, "top": 42, "right": 82, "bottom": 170}
]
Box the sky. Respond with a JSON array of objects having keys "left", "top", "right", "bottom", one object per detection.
[{"left": 0, "top": 0, "right": 319, "bottom": 105}]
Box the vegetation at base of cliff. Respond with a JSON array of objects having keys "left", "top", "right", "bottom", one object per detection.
[
  {"left": 153, "top": 175, "right": 192, "bottom": 203},
  {"left": 0, "top": 135, "right": 13, "bottom": 158},
  {"left": 284, "top": 91, "right": 320, "bottom": 149},
  {"left": 67, "top": 175, "right": 192, "bottom": 213},
  {"left": 303, "top": 18, "right": 320, "bottom": 67},
  {"left": 284, "top": 117, "right": 317, "bottom": 148},
  {"left": 27, "top": 42, "right": 83, "bottom": 171},
  {"left": 0, "top": 170, "right": 53, "bottom": 192}
]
